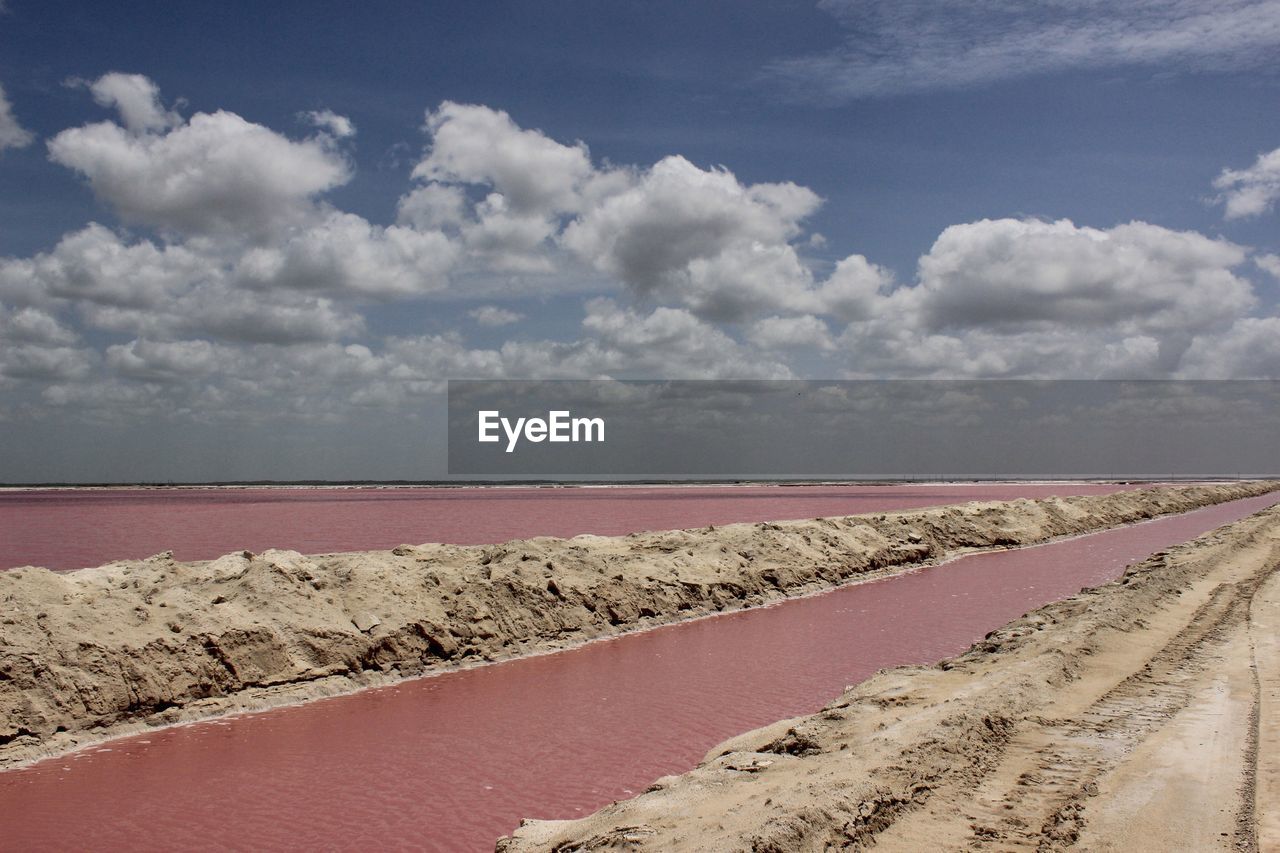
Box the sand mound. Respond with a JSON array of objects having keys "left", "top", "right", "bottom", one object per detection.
[{"left": 1, "top": 481, "right": 1273, "bottom": 768}]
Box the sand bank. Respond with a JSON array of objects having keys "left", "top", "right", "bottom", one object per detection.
[
  {"left": 501, "top": 497, "right": 1280, "bottom": 852},
  {"left": 1, "top": 481, "right": 1274, "bottom": 769}
]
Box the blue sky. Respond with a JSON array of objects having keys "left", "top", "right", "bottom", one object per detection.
[{"left": 2, "top": 1, "right": 1280, "bottom": 480}]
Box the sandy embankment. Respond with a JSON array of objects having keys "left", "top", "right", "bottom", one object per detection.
[
  {"left": 501, "top": 499, "right": 1280, "bottom": 852},
  {"left": 1, "top": 482, "right": 1274, "bottom": 768}
]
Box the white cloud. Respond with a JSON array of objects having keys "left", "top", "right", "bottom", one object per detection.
[
  {"left": 400, "top": 104, "right": 834, "bottom": 312},
  {"left": 396, "top": 183, "right": 469, "bottom": 230},
  {"left": 769, "top": 0, "right": 1280, "bottom": 100},
  {"left": 4, "top": 96, "right": 814, "bottom": 418},
  {"left": 0, "top": 343, "right": 96, "bottom": 381},
  {"left": 563, "top": 155, "right": 818, "bottom": 291},
  {"left": 303, "top": 109, "right": 356, "bottom": 139},
  {"left": 1179, "top": 316, "right": 1280, "bottom": 377},
  {"left": 414, "top": 101, "right": 593, "bottom": 214},
  {"left": 9, "top": 89, "right": 1280, "bottom": 435},
  {"left": 67, "top": 281, "right": 364, "bottom": 345},
  {"left": 85, "top": 72, "right": 180, "bottom": 134},
  {"left": 574, "top": 298, "right": 792, "bottom": 378},
  {"left": 49, "top": 75, "right": 351, "bottom": 238},
  {"left": 468, "top": 305, "right": 524, "bottom": 326},
  {"left": 1256, "top": 253, "right": 1280, "bottom": 279},
  {"left": 810, "top": 254, "right": 893, "bottom": 321},
  {"left": 748, "top": 314, "right": 836, "bottom": 351},
  {"left": 0, "top": 82, "right": 34, "bottom": 152},
  {"left": 0, "top": 223, "right": 208, "bottom": 308},
  {"left": 233, "top": 211, "right": 457, "bottom": 298},
  {"left": 562, "top": 155, "right": 822, "bottom": 319},
  {"left": 378, "top": 299, "right": 792, "bottom": 388},
  {"left": 405, "top": 103, "right": 616, "bottom": 274},
  {"left": 460, "top": 192, "right": 560, "bottom": 273},
  {"left": 911, "top": 218, "right": 1252, "bottom": 335},
  {"left": 831, "top": 217, "right": 1258, "bottom": 378},
  {"left": 1214, "top": 145, "right": 1280, "bottom": 219},
  {"left": 0, "top": 224, "right": 367, "bottom": 344},
  {"left": 41, "top": 378, "right": 163, "bottom": 415},
  {"left": 837, "top": 322, "right": 1170, "bottom": 379},
  {"left": 0, "top": 305, "right": 78, "bottom": 346},
  {"left": 105, "top": 338, "right": 225, "bottom": 381},
  {"left": 188, "top": 291, "right": 365, "bottom": 344}
]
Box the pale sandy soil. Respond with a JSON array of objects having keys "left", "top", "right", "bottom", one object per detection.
[
  {"left": 0, "top": 482, "right": 1273, "bottom": 772},
  {"left": 501, "top": 499, "right": 1280, "bottom": 852}
]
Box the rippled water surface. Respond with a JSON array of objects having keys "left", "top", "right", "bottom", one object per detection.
[
  {"left": 0, "top": 482, "right": 1134, "bottom": 571},
  {"left": 1, "top": 489, "right": 1273, "bottom": 852}
]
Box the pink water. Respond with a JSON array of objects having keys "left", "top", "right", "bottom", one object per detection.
[
  {"left": 2, "top": 490, "right": 1274, "bottom": 853},
  {"left": 0, "top": 483, "right": 1136, "bottom": 572}
]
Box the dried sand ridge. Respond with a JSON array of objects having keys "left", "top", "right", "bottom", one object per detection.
[
  {"left": 1, "top": 482, "right": 1274, "bottom": 769},
  {"left": 500, "top": 500, "right": 1280, "bottom": 852}
]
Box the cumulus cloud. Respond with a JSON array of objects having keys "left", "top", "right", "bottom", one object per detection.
[
  {"left": 2, "top": 93, "right": 811, "bottom": 422},
  {"left": 40, "top": 378, "right": 164, "bottom": 416},
  {"left": 397, "top": 104, "right": 835, "bottom": 312},
  {"left": 303, "top": 109, "right": 356, "bottom": 139},
  {"left": 49, "top": 75, "right": 351, "bottom": 238},
  {"left": 573, "top": 298, "right": 792, "bottom": 379},
  {"left": 8, "top": 88, "right": 1280, "bottom": 437},
  {"left": 405, "top": 103, "right": 615, "bottom": 274},
  {"left": 1214, "top": 145, "right": 1280, "bottom": 219},
  {"left": 461, "top": 192, "right": 562, "bottom": 273},
  {"left": 0, "top": 305, "right": 77, "bottom": 346},
  {"left": 0, "top": 223, "right": 208, "bottom": 309},
  {"left": 385, "top": 300, "right": 790, "bottom": 385},
  {"left": 414, "top": 101, "right": 593, "bottom": 214},
  {"left": 396, "top": 183, "right": 469, "bottom": 231},
  {"left": 190, "top": 291, "right": 365, "bottom": 345},
  {"left": 911, "top": 218, "right": 1252, "bottom": 334},
  {"left": 1179, "top": 316, "right": 1280, "bottom": 377},
  {"left": 1256, "top": 253, "right": 1280, "bottom": 279},
  {"left": 80, "top": 287, "right": 364, "bottom": 345},
  {"left": 561, "top": 155, "right": 823, "bottom": 319},
  {"left": 105, "top": 338, "right": 225, "bottom": 381},
  {"left": 0, "top": 224, "right": 366, "bottom": 344},
  {"left": 562, "top": 156, "right": 817, "bottom": 291},
  {"left": 0, "top": 299, "right": 94, "bottom": 388},
  {"left": 233, "top": 211, "right": 457, "bottom": 298},
  {"left": 837, "top": 322, "right": 1171, "bottom": 379},
  {"left": 0, "top": 82, "right": 34, "bottom": 152},
  {"left": 468, "top": 305, "right": 524, "bottom": 327},
  {"left": 42, "top": 340, "right": 395, "bottom": 421},
  {"left": 811, "top": 255, "right": 894, "bottom": 322},
  {"left": 84, "top": 72, "right": 180, "bottom": 134},
  {"left": 768, "top": 0, "right": 1280, "bottom": 100},
  {"left": 0, "top": 345, "right": 96, "bottom": 381},
  {"left": 748, "top": 315, "right": 837, "bottom": 351},
  {"left": 832, "top": 217, "right": 1259, "bottom": 378}
]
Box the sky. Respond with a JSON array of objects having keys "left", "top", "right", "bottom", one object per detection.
[{"left": 1, "top": 0, "right": 1280, "bottom": 481}]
